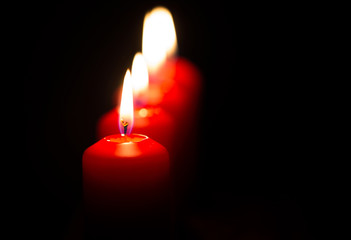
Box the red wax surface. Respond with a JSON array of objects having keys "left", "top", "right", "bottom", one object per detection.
[
  {"left": 97, "top": 107, "right": 175, "bottom": 153},
  {"left": 83, "top": 134, "right": 170, "bottom": 237}
]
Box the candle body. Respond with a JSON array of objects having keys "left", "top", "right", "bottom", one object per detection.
[
  {"left": 83, "top": 134, "right": 170, "bottom": 239},
  {"left": 147, "top": 57, "right": 203, "bottom": 235},
  {"left": 150, "top": 57, "right": 202, "bottom": 197}
]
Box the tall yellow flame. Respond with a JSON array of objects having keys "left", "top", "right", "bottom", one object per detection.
[
  {"left": 119, "top": 69, "right": 134, "bottom": 135},
  {"left": 142, "top": 6, "right": 178, "bottom": 73}
]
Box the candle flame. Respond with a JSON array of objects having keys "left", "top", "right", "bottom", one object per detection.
[
  {"left": 119, "top": 69, "right": 134, "bottom": 135},
  {"left": 131, "top": 52, "right": 149, "bottom": 107},
  {"left": 142, "top": 6, "right": 178, "bottom": 73}
]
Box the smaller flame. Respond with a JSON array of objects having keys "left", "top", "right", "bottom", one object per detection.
[
  {"left": 142, "top": 6, "right": 178, "bottom": 73},
  {"left": 131, "top": 52, "right": 149, "bottom": 107},
  {"left": 119, "top": 69, "right": 134, "bottom": 135}
]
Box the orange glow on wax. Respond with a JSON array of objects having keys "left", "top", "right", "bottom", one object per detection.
[
  {"left": 119, "top": 69, "right": 134, "bottom": 135},
  {"left": 142, "top": 6, "right": 178, "bottom": 73},
  {"left": 131, "top": 52, "right": 149, "bottom": 107}
]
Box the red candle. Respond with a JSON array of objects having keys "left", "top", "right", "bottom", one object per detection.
[{"left": 84, "top": 70, "right": 170, "bottom": 238}]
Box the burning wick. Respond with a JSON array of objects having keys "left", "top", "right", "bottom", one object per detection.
[{"left": 121, "top": 119, "right": 129, "bottom": 135}]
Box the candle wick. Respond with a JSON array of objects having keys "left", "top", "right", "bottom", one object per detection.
[{"left": 121, "top": 119, "right": 129, "bottom": 135}]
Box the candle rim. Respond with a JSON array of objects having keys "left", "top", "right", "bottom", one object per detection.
[{"left": 104, "top": 134, "right": 148, "bottom": 144}]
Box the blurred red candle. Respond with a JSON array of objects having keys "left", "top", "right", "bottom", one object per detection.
[
  {"left": 84, "top": 70, "right": 170, "bottom": 238},
  {"left": 142, "top": 7, "right": 202, "bottom": 194},
  {"left": 97, "top": 53, "right": 176, "bottom": 152}
]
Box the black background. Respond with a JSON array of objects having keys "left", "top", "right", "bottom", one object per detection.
[{"left": 18, "top": 0, "right": 327, "bottom": 239}]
